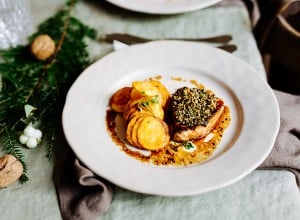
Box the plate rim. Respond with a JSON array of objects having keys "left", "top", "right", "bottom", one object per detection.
[
  {"left": 104, "top": 0, "right": 222, "bottom": 14},
  {"left": 62, "top": 41, "right": 280, "bottom": 196}
]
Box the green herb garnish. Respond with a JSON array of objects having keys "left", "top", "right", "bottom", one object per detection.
[
  {"left": 183, "top": 142, "right": 195, "bottom": 150},
  {"left": 138, "top": 95, "right": 159, "bottom": 109}
]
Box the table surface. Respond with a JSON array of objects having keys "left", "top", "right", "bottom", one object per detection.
[{"left": 1, "top": 1, "right": 300, "bottom": 220}]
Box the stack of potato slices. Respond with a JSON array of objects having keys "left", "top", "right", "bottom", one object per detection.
[{"left": 110, "top": 79, "right": 170, "bottom": 151}]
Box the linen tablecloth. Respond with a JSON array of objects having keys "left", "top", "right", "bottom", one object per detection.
[{"left": 1, "top": 1, "right": 300, "bottom": 219}]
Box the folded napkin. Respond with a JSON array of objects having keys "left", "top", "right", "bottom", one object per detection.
[
  {"left": 53, "top": 135, "right": 113, "bottom": 220},
  {"left": 259, "top": 90, "right": 300, "bottom": 186}
]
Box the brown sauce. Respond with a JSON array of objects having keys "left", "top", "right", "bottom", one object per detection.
[{"left": 106, "top": 106, "right": 231, "bottom": 166}]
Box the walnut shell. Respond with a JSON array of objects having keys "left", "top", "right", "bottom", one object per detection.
[
  {"left": 0, "top": 155, "right": 23, "bottom": 188},
  {"left": 31, "top": 34, "right": 55, "bottom": 61}
]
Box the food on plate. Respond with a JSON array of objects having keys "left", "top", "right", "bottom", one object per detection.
[
  {"left": 123, "top": 95, "right": 165, "bottom": 122},
  {"left": 131, "top": 79, "right": 170, "bottom": 108},
  {"left": 106, "top": 77, "right": 231, "bottom": 166},
  {"left": 126, "top": 113, "right": 169, "bottom": 150},
  {"left": 112, "top": 79, "right": 170, "bottom": 150},
  {"left": 170, "top": 87, "right": 224, "bottom": 142},
  {"left": 110, "top": 86, "right": 132, "bottom": 113}
]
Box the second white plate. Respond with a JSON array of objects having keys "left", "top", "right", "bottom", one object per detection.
[{"left": 105, "top": 0, "right": 222, "bottom": 14}]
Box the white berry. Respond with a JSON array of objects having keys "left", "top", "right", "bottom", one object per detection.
[
  {"left": 33, "top": 129, "right": 42, "bottom": 139},
  {"left": 26, "top": 137, "right": 38, "bottom": 148},
  {"left": 24, "top": 126, "right": 36, "bottom": 137},
  {"left": 19, "top": 134, "right": 29, "bottom": 144}
]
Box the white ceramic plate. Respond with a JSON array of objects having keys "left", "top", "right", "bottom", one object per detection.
[
  {"left": 62, "top": 41, "right": 280, "bottom": 196},
  {"left": 105, "top": 0, "right": 222, "bottom": 14}
]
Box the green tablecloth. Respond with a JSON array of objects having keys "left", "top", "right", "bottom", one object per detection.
[{"left": 1, "top": 1, "right": 300, "bottom": 219}]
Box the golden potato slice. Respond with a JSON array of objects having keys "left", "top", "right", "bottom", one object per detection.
[
  {"left": 110, "top": 87, "right": 132, "bottom": 113},
  {"left": 123, "top": 102, "right": 141, "bottom": 123},
  {"left": 123, "top": 96, "right": 164, "bottom": 122},
  {"left": 136, "top": 96, "right": 164, "bottom": 120},
  {"left": 149, "top": 79, "right": 170, "bottom": 108},
  {"left": 130, "top": 87, "right": 146, "bottom": 101},
  {"left": 129, "top": 115, "right": 147, "bottom": 147},
  {"left": 132, "top": 80, "right": 164, "bottom": 106},
  {"left": 136, "top": 116, "right": 170, "bottom": 150},
  {"left": 123, "top": 98, "right": 147, "bottom": 122},
  {"left": 132, "top": 80, "right": 159, "bottom": 96},
  {"left": 126, "top": 113, "right": 156, "bottom": 148},
  {"left": 126, "top": 114, "right": 143, "bottom": 146}
]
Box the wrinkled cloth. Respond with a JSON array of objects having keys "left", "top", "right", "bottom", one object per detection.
[
  {"left": 217, "top": 0, "right": 260, "bottom": 26},
  {"left": 53, "top": 137, "right": 113, "bottom": 220},
  {"left": 254, "top": 0, "right": 300, "bottom": 94},
  {"left": 260, "top": 90, "right": 300, "bottom": 187}
]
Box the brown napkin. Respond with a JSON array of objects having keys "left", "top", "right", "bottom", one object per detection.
[
  {"left": 254, "top": 0, "right": 300, "bottom": 94},
  {"left": 259, "top": 90, "right": 300, "bottom": 187},
  {"left": 53, "top": 136, "right": 113, "bottom": 220}
]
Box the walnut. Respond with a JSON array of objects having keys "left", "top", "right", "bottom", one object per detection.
[
  {"left": 31, "top": 34, "right": 55, "bottom": 61},
  {"left": 0, "top": 155, "right": 23, "bottom": 188}
]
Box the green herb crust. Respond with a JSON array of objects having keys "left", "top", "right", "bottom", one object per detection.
[{"left": 170, "top": 87, "right": 218, "bottom": 127}]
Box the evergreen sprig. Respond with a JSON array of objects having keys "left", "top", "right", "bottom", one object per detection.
[{"left": 0, "top": 0, "right": 97, "bottom": 183}]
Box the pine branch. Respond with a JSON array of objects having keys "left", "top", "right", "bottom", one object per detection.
[
  {"left": 0, "top": 0, "right": 97, "bottom": 184},
  {"left": 25, "top": 0, "right": 75, "bottom": 103}
]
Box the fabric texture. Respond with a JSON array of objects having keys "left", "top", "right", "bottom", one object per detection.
[
  {"left": 260, "top": 90, "right": 300, "bottom": 186},
  {"left": 254, "top": 0, "right": 300, "bottom": 94},
  {"left": 217, "top": 0, "right": 260, "bottom": 26},
  {"left": 53, "top": 136, "right": 113, "bottom": 220}
]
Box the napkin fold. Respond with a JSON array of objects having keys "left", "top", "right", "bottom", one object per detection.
[
  {"left": 259, "top": 90, "right": 300, "bottom": 186},
  {"left": 53, "top": 136, "right": 113, "bottom": 220}
]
